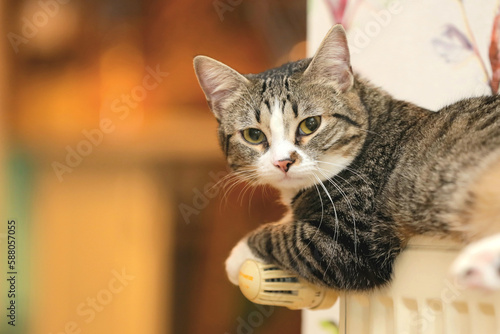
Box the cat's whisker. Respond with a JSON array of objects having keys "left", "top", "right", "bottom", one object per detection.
[
  {"left": 216, "top": 173, "right": 237, "bottom": 201},
  {"left": 220, "top": 167, "right": 267, "bottom": 218},
  {"left": 217, "top": 167, "right": 260, "bottom": 209},
  {"left": 219, "top": 175, "right": 245, "bottom": 210},
  {"left": 219, "top": 180, "right": 241, "bottom": 207},
  {"left": 210, "top": 170, "right": 240, "bottom": 193},
  {"left": 219, "top": 169, "right": 256, "bottom": 208},
  {"left": 313, "top": 173, "right": 339, "bottom": 235},
  {"left": 311, "top": 172, "right": 340, "bottom": 280},
  {"left": 316, "top": 160, "right": 372, "bottom": 186},
  {"left": 317, "top": 167, "right": 357, "bottom": 211},
  {"left": 262, "top": 184, "right": 271, "bottom": 199},
  {"left": 331, "top": 172, "right": 359, "bottom": 193},
  {"left": 287, "top": 174, "right": 326, "bottom": 267},
  {"left": 316, "top": 160, "right": 368, "bottom": 182},
  {"left": 238, "top": 177, "right": 258, "bottom": 206},
  {"left": 316, "top": 165, "right": 361, "bottom": 198},
  {"left": 316, "top": 167, "right": 358, "bottom": 258},
  {"left": 247, "top": 184, "right": 257, "bottom": 212}
]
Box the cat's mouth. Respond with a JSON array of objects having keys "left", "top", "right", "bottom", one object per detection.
[
  {"left": 272, "top": 172, "right": 311, "bottom": 189},
  {"left": 280, "top": 171, "right": 301, "bottom": 180}
]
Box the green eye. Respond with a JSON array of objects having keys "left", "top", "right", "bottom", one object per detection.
[
  {"left": 242, "top": 128, "right": 266, "bottom": 144},
  {"left": 298, "top": 116, "right": 321, "bottom": 136}
]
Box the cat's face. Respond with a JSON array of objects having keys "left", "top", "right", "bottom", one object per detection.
[{"left": 194, "top": 25, "right": 367, "bottom": 193}]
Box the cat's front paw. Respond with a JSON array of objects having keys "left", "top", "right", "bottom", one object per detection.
[
  {"left": 451, "top": 234, "right": 500, "bottom": 290},
  {"left": 225, "top": 239, "right": 261, "bottom": 285}
]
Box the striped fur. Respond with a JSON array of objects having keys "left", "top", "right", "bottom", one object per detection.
[{"left": 194, "top": 25, "right": 500, "bottom": 291}]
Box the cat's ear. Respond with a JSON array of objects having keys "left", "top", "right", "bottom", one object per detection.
[
  {"left": 194, "top": 55, "right": 250, "bottom": 119},
  {"left": 304, "top": 25, "right": 353, "bottom": 92}
]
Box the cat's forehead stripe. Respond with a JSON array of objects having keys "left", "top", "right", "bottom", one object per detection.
[
  {"left": 254, "top": 107, "right": 261, "bottom": 123},
  {"left": 224, "top": 134, "right": 232, "bottom": 156},
  {"left": 292, "top": 101, "right": 299, "bottom": 118},
  {"left": 284, "top": 77, "right": 290, "bottom": 91},
  {"left": 261, "top": 80, "right": 267, "bottom": 94},
  {"left": 264, "top": 99, "right": 271, "bottom": 114}
]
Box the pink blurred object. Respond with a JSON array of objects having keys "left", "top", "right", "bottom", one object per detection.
[
  {"left": 489, "top": 10, "right": 500, "bottom": 94},
  {"left": 324, "top": 0, "right": 348, "bottom": 26}
]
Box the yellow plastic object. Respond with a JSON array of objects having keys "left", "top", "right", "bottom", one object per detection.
[{"left": 238, "top": 259, "right": 338, "bottom": 310}]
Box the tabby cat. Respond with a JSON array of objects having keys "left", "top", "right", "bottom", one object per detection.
[{"left": 193, "top": 25, "right": 500, "bottom": 291}]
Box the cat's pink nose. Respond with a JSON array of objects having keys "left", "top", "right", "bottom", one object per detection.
[{"left": 273, "top": 159, "right": 295, "bottom": 173}]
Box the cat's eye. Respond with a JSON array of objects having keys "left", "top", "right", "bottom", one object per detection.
[
  {"left": 242, "top": 128, "right": 266, "bottom": 144},
  {"left": 298, "top": 116, "right": 321, "bottom": 136}
]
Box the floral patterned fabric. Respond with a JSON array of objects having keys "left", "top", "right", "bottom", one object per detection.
[{"left": 308, "top": 0, "right": 500, "bottom": 110}]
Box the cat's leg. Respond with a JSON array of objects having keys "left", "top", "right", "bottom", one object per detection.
[
  {"left": 225, "top": 214, "right": 402, "bottom": 290},
  {"left": 450, "top": 155, "right": 500, "bottom": 289},
  {"left": 225, "top": 220, "right": 334, "bottom": 288},
  {"left": 224, "top": 219, "right": 295, "bottom": 286},
  {"left": 225, "top": 213, "right": 294, "bottom": 286}
]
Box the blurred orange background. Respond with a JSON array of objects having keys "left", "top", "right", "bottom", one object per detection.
[{"left": 0, "top": 0, "right": 306, "bottom": 333}]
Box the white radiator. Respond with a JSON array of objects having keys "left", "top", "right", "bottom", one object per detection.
[{"left": 302, "top": 237, "right": 500, "bottom": 334}]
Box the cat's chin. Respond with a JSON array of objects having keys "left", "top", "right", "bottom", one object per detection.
[
  {"left": 272, "top": 180, "right": 311, "bottom": 207},
  {"left": 267, "top": 174, "right": 315, "bottom": 195}
]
